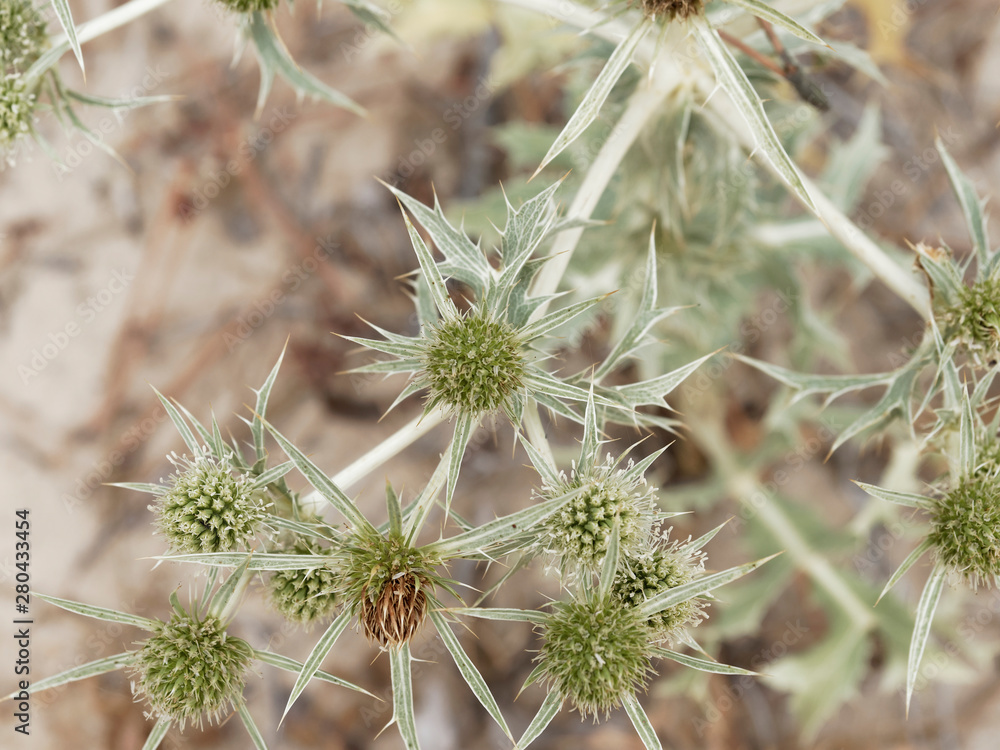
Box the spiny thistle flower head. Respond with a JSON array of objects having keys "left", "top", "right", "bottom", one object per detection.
[
  {"left": 929, "top": 474, "right": 1000, "bottom": 589},
  {"left": 268, "top": 538, "right": 340, "bottom": 628},
  {"left": 535, "top": 454, "right": 657, "bottom": 573},
  {"left": 0, "top": 74, "right": 36, "bottom": 164},
  {"left": 0, "top": 0, "right": 48, "bottom": 71},
  {"left": 129, "top": 605, "right": 254, "bottom": 728},
  {"left": 536, "top": 593, "right": 655, "bottom": 719},
  {"left": 418, "top": 309, "right": 527, "bottom": 418},
  {"left": 936, "top": 277, "right": 1000, "bottom": 361},
  {"left": 152, "top": 452, "right": 267, "bottom": 554},
  {"left": 213, "top": 0, "right": 279, "bottom": 14},
  {"left": 612, "top": 538, "right": 709, "bottom": 641},
  {"left": 629, "top": 0, "right": 705, "bottom": 20},
  {"left": 339, "top": 527, "right": 444, "bottom": 647}
]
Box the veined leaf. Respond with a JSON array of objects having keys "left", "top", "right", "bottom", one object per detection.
[
  {"left": 719, "top": 0, "right": 828, "bottom": 47},
  {"left": 516, "top": 690, "right": 562, "bottom": 748},
  {"left": 852, "top": 481, "right": 933, "bottom": 511},
  {"left": 877, "top": 538, "right": 933, "bottom": 604},
  {"left": 390, "top": 644, "right": 420, "bottom": 750},
  {"left": 906, "top": 564, "right": 947, "bottom": 714},
  {"left": 238, "top": 702, "right": 268, "bottom": 750},
  {"left": 638, "top": 553, "right": 779, "bottom": 618},
  {"left": 141, "top": 716, "right": 172, "bottom": 750},
  {"left": 35, "top": 593, "right": 156, "bottom": 630},
  {"left": 10, "top": 652, "right": 134, "bottom": 697},
  {"left": 937, "top": 137, "right": 991, "bottom": 271},
  {"left": 281, "top": 612, "right": 352, "bottom": 722},
  {"left": 622, "top": 693, "right": 662, "bottom": 750},
  {"left": 50, "top": 0, "right": 84, "bottom": 74}
]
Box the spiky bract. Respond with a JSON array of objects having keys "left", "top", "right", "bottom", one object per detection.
[
  {"left": 339, "top": 529, "right": 444, "bottom": 647},
  {"left": 630, "top": 0, "right": 704, "bottom": 20},
  {"left": 536, "top": 594, "right": 654, "bottom": 719},
  {"left": 152, "top": 453, "right": 267, "bottom": 554},
  {"left": 612, "top": 542, "right": 708, "bottom": 641},
  {"left": 130, "top": 609, "right": 254, "bottom": 728},
  {"left": 268, "top": 539, "right": 340, "bottom": 628},
  {"left": 929, "top": 475, "right": 1000, "bottom": 589},
  {"left": 937, "top": 277, "right": 1000, "bottom": 360},
  {"left": 419, "top": 310, "right": 527, "bottom": 418},
  {"left": 214, "top": 0, "right": 279, "bottom": 13},
  {"left": 536, "top": 455, "right": 657, "bottom": 573}
]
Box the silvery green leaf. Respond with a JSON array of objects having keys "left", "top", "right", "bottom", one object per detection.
[
  {"left": 519, "top": 293, "right": 610, "bottom": 341},
  {"left": 517, "top": 691, "right": 562, "bottom": 748},
  {"left": 342, "top": 0, "right": 401, "bottom": 42},
  {"left": 520, "top": 432, "right": 561, "bottom": 487},
  {"left": 151, "top": 386, "right": 200, "bottom": 454},
  {"left": 109, "top": 482, "right": 164, "bottom": 495},
  {"left": 50, "top": 0, "right": 84, "bottom": 74},
  {"left": 248, "top": 12, "right": 364, "bottom": 117},
  {"left": 445, "top": 412, "right": 478, "bottom": 511},
  {"left": 251, "top": 461, "right": 295, "bottom": 489},
  {"left": 422, "top": 486, "right": 583, "bottom": 559},
  {"left": 906, "top": 564, "right": 947, "bottom": 714},
  {"left": 820, "top": 104, "right": 886, "bottom": 213},
  {"left": 732, "top": 353, "right": 895, "bottom": 405},
  {"left": 429, "top": 609, "right": 513, "bottom": 740},
  {"left": 35, "top": 593, "right": 156, "bottom": 630},
  {"left": 719, "top": 0, "right": 827, "bottom": 46},
  {"left": 141, "top": 717, "right": 171, "bottom": 750},
  {"left": 914, "top": 242, "right": 963, "bottom": 306},
  {"left": 852, "top": 481, "right": 933, "bottom": 511},
  {"left": 349, "top": 358, "right": 421, "bottom": 375},
  {"left": 157, "top": 552, "right": 330, "bottom": 570},
  {"left": 253, "top": 344, "right": 286, "bottom": 464},
  {"left": 652, "top": 648, "right": 755, "bottom": 676},
  {"left": 281, "top": 612, "right": 352, "bottom": 722},
  {"left": 598, "top": 517, "right": 621, "bottom": 600},
  {"left": 404, "top": 450, "right": 449, "bottom": 544},
  {"left": 622, "top": 693, "right": 662, "bottom": 750},
  {"left": 535, "top": 18, "right": 649, "bottom": 176},
  {"left": 209, "top": 556, "right": 253, "bottom": 620},
  {"left": 679, "top": 520, "right": 729, "bottom": 554},
  {"left": 380, "top": 181, "right": 491, "bottom": 289},
  {"left": 524, "top": 368, "right": 600, "bottom": 407},
  {"left": 580, "top": 386, "right": 601, "bottom": 466},
  {"left": 238, "top": 702, "right": 268, "bottom": 749},
  {"left": 255, "top": 649, "right": 376, "bottom": 697},
  {"left": 261, "top": 418, "right": 375, "bottom": 533},
  {"left": 268, "top": 515, "right": 338, "bottom": 541},
  {"left": 496, "top": 181, "right": 562, "bottom": 302},
  {"left": 937, "top": 137, "right": 991, "bottom": 272},
  {"left": 9, "top": 652, "right": 134, "bottom": 697},
  {"left": 390, "top": 644, "right": 420, "bottom": 750},
  {"left": 402, "top": 210, "right": 457, "bottom": 317},
  {"left": 446, "top": 607, "right": 547, "bottom": 624},
  {"left": 691, "top": 16, "right": 816, "bottom": 213},
  {"left": 169, "top": 399, "right": 212, "bottom": 453},
  {"left": 613, "top": 352, "right": 715, "bottom": 409},
  {"left": 877, "top": 538, "right": 933, "bottom": 604},
  {"left": 959, "top": 391, "right": 975, "bottom": 477},
  {"left": 638, "top": 553, "right": 779, "bottom": 618},
  {"left": 66, "top": 90, "right": 177, "bottom": 110}
]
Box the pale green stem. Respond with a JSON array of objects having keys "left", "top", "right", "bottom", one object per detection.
[
  {"left": 523, "top": 399, "right": 556, "bottom": 468},
  {"left": 27, "top": 0, "right": 177, "bottom": 84},
  {"left": 688, "top": 414, "right": 877, "bottom": 630}
]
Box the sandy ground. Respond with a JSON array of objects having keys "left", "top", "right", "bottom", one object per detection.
[{"left": 2, "top": 0, "right": 1000, "bottom": 748}]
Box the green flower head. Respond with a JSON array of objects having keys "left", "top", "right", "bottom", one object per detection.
[
  {"left": 612, "top": 538, "right": 709, "bottom": 641},
  {"left": 536, "top": 592, "right": 655, "bottom": 719},
  {"left": 152, "top": 452, "right": 268, "bottom": 554},
  {"left": 936, "top": 277, "right": 1000, "bottom": 361},
  {"left": 536, "top": 454, "right": 657, "bottom": 574},
  {"left": 268, "top": 538, "right": 340, "bottom": 628},
  {"left": 214, "top": 0, "right": 279, "bottom": 13},
  {"left": 929, "top": 474, "right": 1000, "bottom": 589},
  {"left": 0, "top": 74, "right": 36, "bottom": 163},
  {"left": 0, "top": 0, "right": 48, "bottom": 71},
  {"left": 629, "top": 0, "right": 705, "bottom": 21},
  {"left": 130, "top": 604, "right": 254, "bottom": 729}
]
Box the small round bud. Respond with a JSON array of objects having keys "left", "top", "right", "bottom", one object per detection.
[
  {"left": 130, "top": 610, "right": 254, "bottom": 728},
  {"left": 536, "top": 456, "right": 656, "bottom": 573},
  {"left": 152, "top": 454, "right": 267, "bottom": 554},
  {"left": 419, "top": 311, "right": 527, "bottom": 418},
  {"left": 0, "top": 0, "right": 48, "bottom": 71},
  {"left": 612, "top": 543, "right": 708, "bottom": 641},
  {"left": 536, "top": 595, "right": 654, "bottom": 719},
  {"left": 929, "top": 475, "right": 1000, "bottom": 588},
  {"left": 268, "top": 539, "right": 340, "bottom": 628}
]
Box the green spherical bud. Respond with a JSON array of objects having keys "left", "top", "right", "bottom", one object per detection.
[
  {"left": 929, "top": 475, "right": 1000, "bottom": 588},
  {"left": 131, "top": 610, "right": 254, "bottom": 729},
  {"left": 340, "top": 529, "right": 443, "bottom": 647},
  {"left": 937, "top": 277, "right": 1000, "bottom": 361},
  {"left": 419, "top": 311, "right": 527, "bottom": 418},
  {"left": 536, "top": 595, "right": 654, "bottom": 719},
  {"left": 630, "top": 0, "right": 704, "bottom": 20},
  {"left": 612, "top": 545, "right": 708, "bottom": 641},
  {"left": 268, "top": 539, "right": 340, "bottom": 628},
  {"left": 537, "top": 456, "right": 656, "bottom": 573},
  {"left": 152, "top": 454, "right": 267, "bottom": 554},
  {"left": 213, "top": 0, "right": 279, "bottom": 14},
  {"left": 0, "top": 74, "right": 36, "bottom": 162},
  {"left": 0, "top": 0, "right": 48, "bottom": 71}
]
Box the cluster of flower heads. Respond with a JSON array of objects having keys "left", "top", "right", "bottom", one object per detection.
[{"left": 0, "top": 0, "right": 46, "bottom": 164}]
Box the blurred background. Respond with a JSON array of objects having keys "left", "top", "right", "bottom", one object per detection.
[{"left": 2, "top": 0, "right": 1000, "bottom": 747}]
